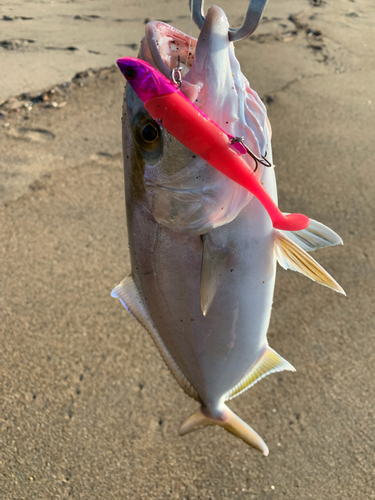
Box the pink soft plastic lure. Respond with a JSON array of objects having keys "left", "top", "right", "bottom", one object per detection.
[{"left": 117, "top": 57, "right": 309, "bottom": 231}]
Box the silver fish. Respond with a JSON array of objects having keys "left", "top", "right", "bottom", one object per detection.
[{"left": 112, "top": 6, "right": 344, "bottom": 455}]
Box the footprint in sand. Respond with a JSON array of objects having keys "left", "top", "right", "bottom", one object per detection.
[{"left": 8, "top": 127, "right": 55, "bottom": 143}]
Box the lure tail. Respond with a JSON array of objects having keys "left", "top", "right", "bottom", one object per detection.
[{"left": 179, "top": 404, "right": 269, "bottom": 456}]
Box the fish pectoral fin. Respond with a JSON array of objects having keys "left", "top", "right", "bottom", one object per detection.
[
  {"left": 111, "top": 276, "right": 200, "bottom": 402},
  {"left": 200, "top": 234, "right": 228, "bottom": 316},
  {"left": 179, "top": 404, "right": 269, "bottom": 456},
  {"left": 224, "top": 347, "right": 295, "bottom": 401},
  {"left": 281, "top": 214, "right": 343, "bottom": 252},
  {"left": 274, "top": 231, "right": 346, "bottom": 295}
]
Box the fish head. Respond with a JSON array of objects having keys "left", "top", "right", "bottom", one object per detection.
[{"left": 121, "top": 7, "right": 274, "bottom": 234}]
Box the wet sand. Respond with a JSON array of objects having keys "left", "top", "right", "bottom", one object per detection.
[{"left": 1, "top": 0, "right": 375, "bottom": 498}]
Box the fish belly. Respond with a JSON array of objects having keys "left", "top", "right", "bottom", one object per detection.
[{"left": 126, "top": 159, "right": 277, "bottom": 411}]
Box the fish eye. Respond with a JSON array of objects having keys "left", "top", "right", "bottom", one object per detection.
[
  {"left": 125, "top": 68, "right": 136, "bottom": 80},
  {"left": 141, "top": 124, "right": 158, "bottom": 143},
  {"left": 132, "top": 113, "right": 162, "bottom": 159}
]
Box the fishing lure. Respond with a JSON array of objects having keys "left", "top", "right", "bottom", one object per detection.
[{"left": 117, "top": 57, "right": 309, "bottom": 231}]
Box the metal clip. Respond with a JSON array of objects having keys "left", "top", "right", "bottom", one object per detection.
[
  {"left": 190, "top": 0, "right": 269, "bottom": 42},
  {"left": 171, "top": 56, "right": 183, "bottom": 87}
]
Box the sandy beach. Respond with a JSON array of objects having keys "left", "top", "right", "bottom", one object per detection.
[{"left": 1, "top": 0, "right": 375, "bottom": 498}]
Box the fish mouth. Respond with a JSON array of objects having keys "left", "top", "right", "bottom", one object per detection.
[
  {"left": 141, "top": 21, "right": 197, "bottom": 79},
  {"left": 140, "top": 7, "right": 233, "bottom": 104}
]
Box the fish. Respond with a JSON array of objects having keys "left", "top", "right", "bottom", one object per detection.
[
  {"left": 112, "top": 5, "right": 345, "bottom": 455},
  {"left": 116, "top": 57, "right": 309, "bottom": 232}
]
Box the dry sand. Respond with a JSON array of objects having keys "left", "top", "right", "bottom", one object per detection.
[{"left": 1, "top": 0, "right": 375, "bottom": 498}]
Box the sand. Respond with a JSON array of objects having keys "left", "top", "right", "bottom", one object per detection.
[{"left": 1, "top": 0, "right": 374, "bottom": 498}]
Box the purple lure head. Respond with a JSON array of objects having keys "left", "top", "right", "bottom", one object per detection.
[{"left": 117, "top": 57, "right": 177, "bottom": 103}]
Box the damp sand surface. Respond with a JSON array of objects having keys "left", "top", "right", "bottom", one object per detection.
[{"left": 1, "top": 0, "right": 375, "bottom": 498}]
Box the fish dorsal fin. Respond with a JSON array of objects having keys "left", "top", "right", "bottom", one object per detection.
[
  {"left": 200, "top": 234, "right": 228, "bottom": 316},
  {"left": 274, "top": 231, "right": 346, "bottom": 295},
  {"left": 224, "top": 347, "right": 295, "bottom": 401},
  {"left": 281, "top": 214, "right": 343, "bottom": 252},
  {"left": 112, "top": 276, "right": 200, "bottom": 402}
]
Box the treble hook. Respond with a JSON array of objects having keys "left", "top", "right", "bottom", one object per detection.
[
  {"left": 189, "top": 0, "right": 269, "bottom": 42},
  {"left": 230, "top": 136, "right": 273, "bottom": 173}
]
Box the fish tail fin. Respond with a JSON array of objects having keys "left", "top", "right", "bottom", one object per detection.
[{"left": 179, "top": 404, "right": 269, "bottom": 456}]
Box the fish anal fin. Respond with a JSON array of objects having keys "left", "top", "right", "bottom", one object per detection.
[
  {"left": 274, "top": 231, "right": 346, "bottom": 295},
  {"left": 200, "top": 234, "right": 228, "bottom": 316},
  {"left": 224, "top": 347, "right": 295, "bottom": 401},
  {"left": 281, "top": 214, "right": 343, "bottom": 252},
  {"left": 111, "top": 276, "right": 200, "bottom": 402},
  {"left": 179, "top": 404, "right": 269, "bottom": 456}
]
